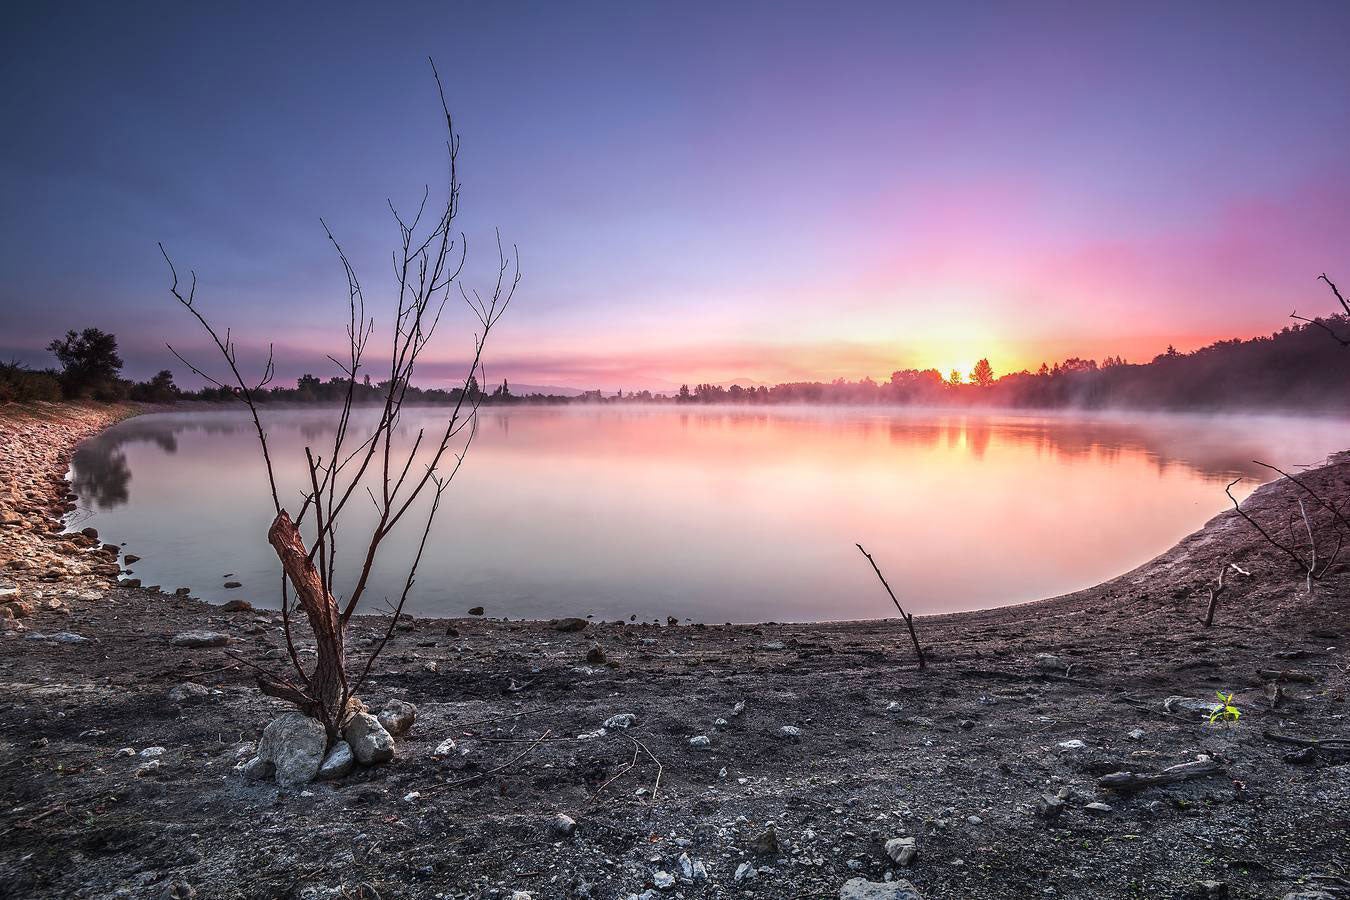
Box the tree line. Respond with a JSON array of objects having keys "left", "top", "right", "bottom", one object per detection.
[{"left": 4, "top": 313, "right": 1350, "bottom": 411}]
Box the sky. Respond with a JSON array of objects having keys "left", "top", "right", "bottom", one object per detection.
[{"left": 3, "top": 1, "right": 1350, "bottom": 392}]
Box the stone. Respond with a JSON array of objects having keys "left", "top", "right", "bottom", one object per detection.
[
  {"left": 124, "top": 554, "right": 141, "bottom": 564},
  {"left": 80, "top": 526, "right": 99, "bottom": 539},
  {"left": 603, "top": 713, "right": 638, "bottom": 730},
  {"left": 750, "top": 822, "right": 779, "bottom": 855},
  {"left": 677, "top": 852, "right": 708, "bottom": 881},
  {"left": 317, "top": 741, "right": 355, "bottom": 780},
  {"left": 1034, "top": 653, "right": 1065, "bottom": 671},
  {"left": 839, "top": 878, "right": 924, "bottom": 900},
  {"left": 1057, "top": 739, "right": 1087, "bottom": 751},
  {"left": 25, "top": 631, "right": 91, "bottom": 643},
  {"left": 689, "top": 735, "right": 712, "bottom": 750},
  {"left": 1163, "top": 696, "right": 1224, "bottom": 716},
  {"left": 652, "top": 871, "right": 675, "bottom": 890},
  {"left": 1085, "top": 801, "right": 1113, "bottom": 814},
  {"left": 219, "top": 599, "right": 253, "bottom": 612},
  {"left": 377, "top": 698, "right": 417, "bottom": 736},
  {"left": 433, "top": 737, "right": 469, "bottom": 768},
  {"left": 167, "top": 682, "right": 212, "bottom": 703},
  {"left": 139, "top": 746, "right": 166, "bottom": 758},
  {"left": 236, "top": 756, "right": 275, "bottom": 780},
  {"left": 885, "top": 836, "right": 917, "bottom": 866},
  {"left": 734, "top": 862, "right": 757, "bottom": 883},
  {"left": 586, "top": 644, "right": 607, "bottom": 664},
  {"left": 343, "top": 712, "right": 395, "bottom": 765},
  {"left": 256, "top": 712, "right": 327, "bottom": 786},
  {"left": 548, "top": 812, "right": 577, "bottom": 838},
  {"left": 3, "top": 600, "right": 34, "bottom": 618},
  {"left": 779, "top": 725, "right": 802, "bottom": 740},
  {"left": 223, "top": 581, "right": 242, "bottom": 589},
  {"left": 1127, "top": 728, "right": 1146, "bottom": 741},
  {"left": 169, "top": 630, "right": 229, "bottom": 648},
  {"left": 554, "top": 617, "right": 588, "bottom": 632},
  {"left": 467, "top": 606, "right": 485, "bottom": 616}
]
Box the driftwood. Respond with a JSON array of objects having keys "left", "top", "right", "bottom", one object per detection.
[
  {"left": 1262, "top": 730, "right": 1350, "bottom": 759},
  {"left": 1098, "top": 758, "right": 1223, "bottom": 793}
]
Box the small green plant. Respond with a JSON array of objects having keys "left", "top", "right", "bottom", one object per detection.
[{"left": 1209, "top": 691, "right": 1240, "bottom": 725}]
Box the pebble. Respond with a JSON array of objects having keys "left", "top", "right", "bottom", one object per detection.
[
  {"left": 1085, "top": 802, "right": 1113, "bottom": 814},
  {"left": 603, "top": 713, "right": 638, "bottom": 730},
  {"left": 549, "top": 812, "right": 577, "bottom": 838},
  {"left": 1057, "top": 739, "right": 1087, "bottom": 750},
  {"left": 651, "top": 871, "right": 675, "bottom": 889},
  {"left": 689, "top": 735, "right": 712, "bottom": 749},
  {"left": 779, "top": 725, "right": 803, "bottom": 740},
  {"left": 885, "top": 836, "right": 917, "bottom": 866}
]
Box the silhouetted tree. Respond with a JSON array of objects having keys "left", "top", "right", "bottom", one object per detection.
[
  {"left": 48, "top": 328, "right": 123, "bottom": 399},
  {"left": 971, "top": 358, "right": 995, "bottom": 387},
  {"left": 130, "top": 369, "right": 179, "bottom": 403}
]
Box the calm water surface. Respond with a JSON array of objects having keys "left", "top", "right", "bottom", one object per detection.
[{"left": 67, "top": 406, "right": 1349, "bottom": 622}]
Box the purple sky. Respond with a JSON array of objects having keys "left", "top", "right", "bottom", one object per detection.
[{"left": 4, "top": 2, "right": 1349, "bottom": 391}]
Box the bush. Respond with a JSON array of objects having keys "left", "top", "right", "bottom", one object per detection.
[{"left": 0, "top": 362, "right": 63, "bottom": 403}]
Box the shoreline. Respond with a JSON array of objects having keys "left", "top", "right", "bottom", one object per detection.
[{"left": 2, "top": 402, "right": 1348, "bottom": 899}]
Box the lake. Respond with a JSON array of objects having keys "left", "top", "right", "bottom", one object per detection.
[{"left": 66, "top": 405, "right": 1349, "bottom": 623}]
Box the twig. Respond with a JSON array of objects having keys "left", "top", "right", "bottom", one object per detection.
[
  {"left": 855, "top": 543, "right": 926, "bottom": 669},
  {"left": 433, "top": 728, "right": 552, "bottom": 790}
]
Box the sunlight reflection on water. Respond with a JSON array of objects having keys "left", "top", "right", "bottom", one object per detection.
[{"left": 68, "top": 405, "right": 1349, "bottom": 622}]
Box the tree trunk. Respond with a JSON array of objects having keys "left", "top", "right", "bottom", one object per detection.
[{"left": 259, "top": 509, "right": 349, "bottom": 741}]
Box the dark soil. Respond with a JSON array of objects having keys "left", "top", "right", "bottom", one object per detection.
[{"left": 1, "top": 403, "right": 1347, "bottom": 900}]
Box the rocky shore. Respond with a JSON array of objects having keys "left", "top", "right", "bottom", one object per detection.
[{"left": 1, "top": 403, "right": 1348, "bottom": 900}]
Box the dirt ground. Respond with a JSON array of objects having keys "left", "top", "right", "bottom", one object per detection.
[{"left": 1, "top": 403, "right": 1347, "bottom": 900}]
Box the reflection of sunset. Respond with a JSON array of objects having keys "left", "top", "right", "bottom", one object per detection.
[{"left": 73, "top": 407, "right": 1350, "bottom": 622}]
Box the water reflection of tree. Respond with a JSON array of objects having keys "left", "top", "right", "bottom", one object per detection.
[{"left": 70, "top": 420, "right": 180, "bottom": 510}]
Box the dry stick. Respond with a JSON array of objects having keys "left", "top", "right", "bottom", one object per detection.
[
  {"left": 591, "top": 739, "right": 642, "bottom": 801},
  {"left": 434, "top": 728, "right": 552, "bottom": 791},
  {"left": 1203, "top": 562, "right": 1250, "bottom": 626},
  {"left": 855, "top": 543, "right": 926, "bottom": 670},
  {"left": 632, "top": 736, "right": 664, "bottom": 804}
]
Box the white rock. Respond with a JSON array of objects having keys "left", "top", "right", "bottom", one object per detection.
[
  {"left": 138, "top": 746, "right": 166, "bottom": 758},
  {"left": 549, "top": 812, "right": 577, "bottom": 838},
  {"left": 839, "top": 878, "right": 924, "bottom": 899},
  {"left": 377, "top": 698, "right": 417, "bottom": 736},
  {"left": 603, "top": 713, "right": 638, "bottom": 730},
  {"left": 779, "top": 725, "right": 802, "bottom": 740},
  {"left": 317, "top": 740, "right": 355, "bottom": 780},
  {"left": 343, "top": 712, "right": 395, "bottom": 765},
  {"left": 734, "top": 861, "right": 757, "bottom": 883},
  {"left": 689, "top": 735, "right": 712, "bottom": 749},
  {"left": 885, "top": 836, "right": 917, "bottom": 866},
  {"left": 652, "top": 870, "right": 675, "bottom": 889},
  {"left": 257, "top": 712, "right": 327, "bottom": 786},
  {"left": 1057, "top": 739, "right": 1087, "bottom": 751}
]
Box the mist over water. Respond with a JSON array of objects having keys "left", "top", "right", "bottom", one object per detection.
[{"left": 68, "top": 405, "right": 1350, "bottom": 623}]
